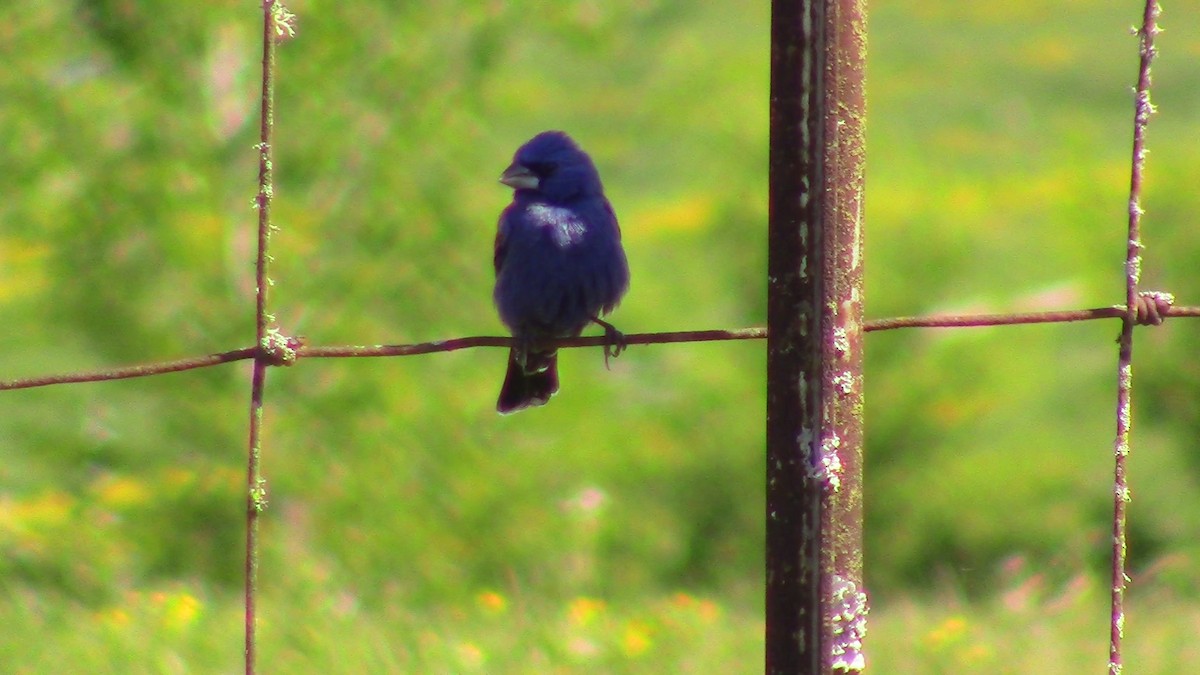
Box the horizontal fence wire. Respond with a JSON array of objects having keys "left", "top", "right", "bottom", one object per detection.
[{"left": 2, "top": 301, "right": 1194, "bottom": 392}]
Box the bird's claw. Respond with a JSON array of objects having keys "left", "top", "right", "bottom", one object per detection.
[{"left": 592, "top": 316, "right": 627, "bottom": 369}]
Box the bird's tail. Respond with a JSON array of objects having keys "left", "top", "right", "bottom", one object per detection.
[{"left": 497, "top": 349, "right": 559, "bottom": 414}]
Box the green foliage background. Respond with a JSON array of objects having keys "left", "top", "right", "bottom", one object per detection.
[{"left": 2, "top": 0, "right": 1199, "bottom": 671}]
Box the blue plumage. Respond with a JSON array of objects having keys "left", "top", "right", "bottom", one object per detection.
[{"left": 493, "top": 131, "right": 630, "bottom": 413}]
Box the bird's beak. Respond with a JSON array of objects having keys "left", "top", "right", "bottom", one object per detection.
[{"left": 499, "top": 163, "right": 539, "bottom": 190}]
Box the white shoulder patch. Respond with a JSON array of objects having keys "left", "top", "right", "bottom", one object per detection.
[{"left": 528, "top": 203, "right": 587, "bottom": 248}]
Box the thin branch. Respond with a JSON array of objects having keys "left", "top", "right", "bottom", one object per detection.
[{"left": 1110, "top": 2, "right": 1160, "bottom": 672}]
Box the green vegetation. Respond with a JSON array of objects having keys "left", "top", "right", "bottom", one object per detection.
[{"left": 2, "top": 0, "right": 1198, "bottom": 671}]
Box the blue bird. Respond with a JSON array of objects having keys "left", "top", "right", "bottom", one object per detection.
[{"left": 493, "top": 131, "right": 630, "bottom": 414}]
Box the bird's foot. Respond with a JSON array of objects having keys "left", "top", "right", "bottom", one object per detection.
[{"left": 591, "top": 316, "right": 627, "bottom": 369}]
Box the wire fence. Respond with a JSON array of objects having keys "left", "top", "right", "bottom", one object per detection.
[{"left": 1, "top": 0, "right": 1194, "bottom": 673}]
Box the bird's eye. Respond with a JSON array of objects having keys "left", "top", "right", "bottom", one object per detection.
[{"left": 528, "top": 162, "right": 554, "bottom": 177}]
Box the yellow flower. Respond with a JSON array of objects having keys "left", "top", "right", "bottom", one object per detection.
[
  {"left": 161, "top": 592, "right": 202, "bottom": 631},
  {"left": 695, "top": 599, "right": 721, "bottom": 623},
  {"left": 456, "top": 642, "right": 485, "bottom": 669},
  {"left": 620, "top": 621, "right": 653, "bottom": 658},
  {"left": 93, "top": 475, "right": 151, "bottom": 509},
  {"left": 99, "top": 607, "right": 131, "bottom": 628},
  {"left": 568, "top": 597, "right": 606, "bottom": 627},
  {"left": 476, "top": 590, "right": 507, "bottom": 616},
  {"left": 670, "top": 592, "right": 694, "bottom": 607},
  {"left": 924, "top": 616, "right": 968, "bottom": 650}
]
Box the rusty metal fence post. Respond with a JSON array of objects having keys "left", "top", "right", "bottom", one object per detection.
[{"left": 767, "top": 0, "right": 867, "bottom": 672}]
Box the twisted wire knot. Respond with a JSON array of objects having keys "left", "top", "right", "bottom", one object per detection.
[{"left": 1132, "top": 291, "right": 1174, "bottom": 326}]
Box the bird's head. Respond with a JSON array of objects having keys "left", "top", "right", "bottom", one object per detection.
[{"left": 500, "top": 131, "right": 604, "bottom": 203}]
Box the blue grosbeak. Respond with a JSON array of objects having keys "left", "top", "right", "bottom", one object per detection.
[{"left": 493, "top": 131, "right": 630, "bottom": 414}]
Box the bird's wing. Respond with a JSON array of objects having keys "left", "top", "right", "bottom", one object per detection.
[
  {"left": 604, "top": 199, "right": 621, "bottom": 239},
  {"left": 494, "top": 207, "right": 513, "bottom": 275}
]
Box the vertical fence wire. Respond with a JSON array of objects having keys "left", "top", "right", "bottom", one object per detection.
[
  {"left": 1109, "top": 1, "right": 1160, "bottom": 672},
  {"left": 243, "top": 3, "right": 284, "bottom": 673},
  {"left": 767, "top": 0, "right": 867, "bottom": 671}
]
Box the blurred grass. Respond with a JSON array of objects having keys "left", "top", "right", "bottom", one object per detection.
[{"left": 2, "top": 0, "right": 1199, "bottom": 671}]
